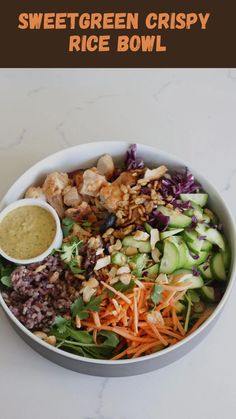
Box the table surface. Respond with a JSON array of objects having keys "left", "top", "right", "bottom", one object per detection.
[{"left": 0, "top": 69, "right": 236, "bottom": 419}]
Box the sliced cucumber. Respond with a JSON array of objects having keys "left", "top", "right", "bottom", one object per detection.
[
  {"left": 205, "top": 228, "right": 226, "bottom": 251},
  {"left": 175, "top": 301, "right": 186, "bottom": 314},
  {"left": 144, "top": 222, "right": 152, "bottom": 234},
  {"left": 167, "top": 237, "right": 188, "bottom": 268},
  {"left": 195, "top": 223, "right": 207, "bottom": 236},
  {"left": 183, "top": 230, "right": 197, "bottom": 243},
  {"left": 183, "top": 250, "right": 208, "bottom": 268},
  {"left": 111, "top": 252, "right": 127, "bottom": 266},
  {"left": 130, "top": 253, "right": 148, "bottom": 275},
  {"left": 160, "top": 228, "right": 184, "bottom": 240},
  {"left": 202, "top": 214, "right": 211, "bottom": 224},
  {"left": 201, "top": 240, "right": 213, "bottom": 252},
  {"left": 139, "top": 242, "right": 151, "bottom": 253},
  {"left": 157, "top": 206, "right": 192, "bottom": 228},
  {"left": 200, "top": 285, "right": 218, "bottom": 303},
  {"left": 180, "top": 193, "right": 208, "bottom": 207},
  {"left": 145, "top": 263, "right": 160, "bottom": 278},
  {"left": 222, "top": 246, "right": 230, "bottom": 269},
  {"left": 204, "top": 208, "right": 218, "bottom": 225},
  {"left": 172, "top": 269, "right": 204, "bottom": 289},
  {"left": 198, "top": 262, "right": 213, "bottom": 280},
  {"left": 185, "top": 208, "right": 194, "bottom": 217},
  {"left": 211, "top": 253, "right": 227, "bottom": 281},
  {"left": 159, "top": 240, "right": 179, "bottom": 274},
  {"left": 156, "top": 242, "right": 164, "bottom": 253},
  {"left": 122, "top": 236, "right": 151, "bottom": 253},
  {"left": 122, "top": 236, "right": 140, "bottom": 248},
  {"left": 192, "top": 204, "right": 204, "bottom": 221},
  {"left": 187, "top": 239, "right": 204, "bottom": 254}
]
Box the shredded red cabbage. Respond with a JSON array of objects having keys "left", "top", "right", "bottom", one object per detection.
[
  {"left": 172, "top": 200, "right": 192, "bottom": 210},
  {"left": 125, "top": 144, "right": 144, "bottom": 170},
  {"left": 160, "top": 169, "right": 200, "bottom": 197},
  {"left": 198, "top": 235, "right": 207, "bottom": 241},
  {"left": 191, "top": 253, "right": 199, "bottom": 260},
  {"left": 192, "top": 267, "right": 200, "bottom": 276},
  {"left": 148, "top": 210, "right": 170, "bottom": 231}
]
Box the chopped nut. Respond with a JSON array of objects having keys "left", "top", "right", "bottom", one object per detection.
[
  {"left": 109, "top": 267, "right": 118, "bottom": 278},
  {"left": 87, "top": 236, "right": 102, "bottom": 250},
  {"left": 125, "top": 247, "right": 138, "bottom": 256},
  {"left": 144, "top": 166, "right": 168, "bottom": 181},
  {"left": 102, "top": 228, "right": 114, "bottom": 238},
  {"left": 109, "top": 276, "right": 120, "bottom": 285},
  {"left": 34, "top": 265, "right": 47, "bottom": 273},
  {"left": 108, "top": 239, "right": 122, "bottom": 254},
  {"left": 75, "top": 315, "right": 81, "bottom": 329},
  {"left": 94, "top": 255, "right": 111, "bottom": 271},
  {"left": 86, "top": 277, "right": 99, "bottom": 288},
  {"left": 33, "top": 331, "right": 48, "bottom": 340},
  {"left": 147, "top": 311, "right": 164, "bottom": 326},
  {"left": 49, "top": 271, "right": 59, "bottom": 284},
  {"left": 133, "top": 231, "right": 150, "bottom": 241},
  {"left": 156, "top": 273, "right": 168, "bottom": 284},
  {"left": 96, "top": 248, "right": 104, "bottom": 256},
  {"left": 74, "top": 274, "right": 86, "bottom": 280},
  {"left": 82, "top": 286, "right": 96, "bottom": 303},
  {"left": 75, "top": 255, "right": 83, "bottom": 267},
  {"left": 119, "top": 273, "right": 132, "bottom": 285},
  {"left": 151, "top": 248, "right": 161, "bottom": 263},
  {"left": 117, "top": 266, "right": 131, "bottom": 275},
  {"left": 45, "top": 335, "right": 57, "bottom": 346}
]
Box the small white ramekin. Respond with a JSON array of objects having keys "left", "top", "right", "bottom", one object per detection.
[{"left": 0, "top": 198, "right": 63, "bottom": 264}]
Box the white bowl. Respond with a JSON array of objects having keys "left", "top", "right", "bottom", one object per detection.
[
  {"left": 0, "top": 142, "right": 235, "bottom": 377},
  {"left": 0, "top": 198, "right": 63, "bottom": 264}
]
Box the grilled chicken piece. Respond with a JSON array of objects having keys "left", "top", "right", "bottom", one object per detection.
[
  {"left": 73, "top": 171, "right": 84, "bottom": 190},
  {"left": 25, "top": 186, "right": 46, "bottom": 201},
  {"left": 97, "top": 154, "right": 115, "bottom": 179},
  {"left": 99, "top": 183, "right": 123, "bottom": 212},
  {"left": 63, "top": 186, "right": 82, "bottom": 208},
  {"left": 99, "top": 171, "right": 137, "bottom": 212},
  {"left": 113, "top": 171, "right": 137, "bottom": 186},
  {"left": 42, "top": 172, "right": 69, "bottom": 218},
  {"left": 80, "top": 168, "right": 107, "bottom": 197},
  {"left": 65, "top": 201, "right": 97, "bottom": 223}
]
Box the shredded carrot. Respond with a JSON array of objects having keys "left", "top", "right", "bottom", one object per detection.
[
  {"left": 146, "top": 320, "right": 168, "bottom": 346},
  {"left": 100, "top": 281, "right": 131, "bottom": 304},
  {"left": 171, "top": 307, "right": 186, "bottom": 336},
  {"left": 132, "top": 342, "right": 163, "bottom": 358},
  {"left": 187, "top": 308, "right": 214, "bottom": 336},
  {"left": 133, "top": 292, "right": 139, "bottom": 335}
]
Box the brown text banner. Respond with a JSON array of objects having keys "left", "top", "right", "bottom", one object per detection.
[{"left": 1, "top": 0, "right": 235, "bottom": 67}]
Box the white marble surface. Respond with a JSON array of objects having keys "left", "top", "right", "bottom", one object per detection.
[{"left": 0, "top": 69, "right": 236, "bottom": 419}]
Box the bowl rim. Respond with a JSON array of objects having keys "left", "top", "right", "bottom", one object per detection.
[
  {"left": 0, "top": 198, "right": 63, "bottom": 265},
  {"left": 0, "top": 141, "right": 235, "bottom": 365}
]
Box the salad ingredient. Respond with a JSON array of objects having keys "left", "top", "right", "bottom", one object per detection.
[
  {"left": 1, "top": 144, "right": 230, "bottom": 361},
  {"left": 80, "top": 168, "right": 107, "bottom": 197},
  {"left": 0, "top": 206, "right": 56, "bottom": 260},
  {"left": 42, "top": 172, "right": 69, "bottom": 218},
  {"left": 25, "top": 186, "right": 46, "bottom": 201},
  {"left": 63, "top": 186, "right": 82, "bottom": 208},
  {"left": 97, "top": 154, "right": 115, "bottom": 179},
  {"left": 125, "top": 143, "right": 144, "bottom": 170}
]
